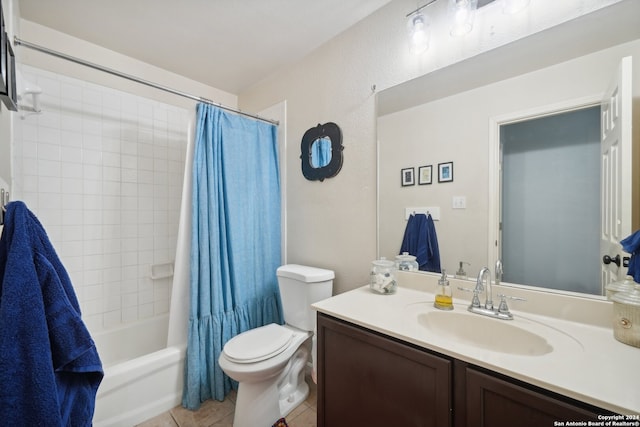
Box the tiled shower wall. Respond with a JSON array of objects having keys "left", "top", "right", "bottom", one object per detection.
[{"left": 13, "top": 65, "right": 190, "bottom": 334}]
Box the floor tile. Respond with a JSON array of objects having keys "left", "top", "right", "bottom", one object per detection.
[
  {"left": 135, "top": 412, "right": 178, "bottom": 427},
  {"left": 171, "top": 398, "right": 235, "bottom": 427},
  {"left": 287, "top": 407, "right": 317, "bottom": 427},
  {"left": 138, "top": 376, "right": 315, "bottom": 427}
]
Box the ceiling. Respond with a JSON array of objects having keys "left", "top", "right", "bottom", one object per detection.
[{"left": 18, "top": 0, "right": 392, "bottom": 94}]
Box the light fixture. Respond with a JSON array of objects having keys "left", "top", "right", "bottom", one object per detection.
[
  {"left": 448, "top": 0, "right": 479, "bottom": 36},
  {"left": 502, "top": 0, "right": 531, "bottom": 14},
  {"left": 407, "top": 0, "right": 525, "bottom": 52},
  {"left": 407, "top": 11, "right": 431, "bottom": 53}
]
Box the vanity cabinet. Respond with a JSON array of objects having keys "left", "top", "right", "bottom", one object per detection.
[
  {"left": 460, "top": 364, "right": 604, "bottom": 427},
  {"left": 317, "top": 313, "right": 610, "bottom": 427},
  {"left": 317, "top": 313, "right": 452, "bottom": 427}
]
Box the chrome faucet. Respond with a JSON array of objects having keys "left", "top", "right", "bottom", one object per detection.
[
  {"left": 463, "top": 263, "right": 522, "bottom": 320},
  {"left": 458, "top": 261, "right": 523, "bottom": 320},
  {"left": 475, "top": 267, "right": 493, "bottom": 310}
]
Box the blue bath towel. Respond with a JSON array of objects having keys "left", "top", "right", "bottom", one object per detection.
[
  {"left": 400, "top": 213, "right": 441, "bottom": 273},
  {"left": 621, "top": 229, "right": 640, "bottom": 283},
  {"left": 0, "top": 201, "right": 103, "bottom": 426}
]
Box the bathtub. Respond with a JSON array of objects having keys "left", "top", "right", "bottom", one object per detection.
[{"left": 91, "top": 314, "right": 186, "bottom": 427}]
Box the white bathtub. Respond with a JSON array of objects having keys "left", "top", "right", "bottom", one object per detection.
[{"left": 91, "top": 315, "right": 186, "bottom": 427}]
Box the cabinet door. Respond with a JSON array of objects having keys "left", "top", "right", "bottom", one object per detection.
[
  {"left": 317, "top": 313, "right": 452, "bottom": 427},
  {"left": 465, "top": 367, "right": 603, "bottom": 427}
]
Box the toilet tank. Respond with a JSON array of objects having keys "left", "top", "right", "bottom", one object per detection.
[{"left": 277, "top": 264, "right": 334, "bottom": 331}]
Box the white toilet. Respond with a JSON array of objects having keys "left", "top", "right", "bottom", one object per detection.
[{"left": 218, "top": 264, "right": 334, "bottom": 427}]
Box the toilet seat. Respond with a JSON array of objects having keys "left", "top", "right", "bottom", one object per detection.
[{"left": 223, "top": 323, "right": 293, "bottom": 364}]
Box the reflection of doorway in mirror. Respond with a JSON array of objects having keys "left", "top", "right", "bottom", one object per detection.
[
  {"left": 491, "top": 57, "right": 635, "bottom": 297},
  {"left": 499, "top": 106, "right": 601, "bottom": 294}
]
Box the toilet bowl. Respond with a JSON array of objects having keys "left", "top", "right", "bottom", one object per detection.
[{"left": 218, "top": 264, "right": 334, "bottom": 427}]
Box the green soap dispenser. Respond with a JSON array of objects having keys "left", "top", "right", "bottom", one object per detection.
[{"left": 434, "top": 269, "right": 454, "bottom": 310}]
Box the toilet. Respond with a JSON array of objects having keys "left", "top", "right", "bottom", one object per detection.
[{"left": 218, "top": 264, "right": 334, "bottom": 427}]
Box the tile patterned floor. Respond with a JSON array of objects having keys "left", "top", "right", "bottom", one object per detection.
[{"left": 136, "top": 377, "right": 317, "bottom": 427}]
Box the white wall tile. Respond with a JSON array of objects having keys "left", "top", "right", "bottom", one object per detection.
[{"left": 13, "top": 65, "right": 189, "bottom": 334}]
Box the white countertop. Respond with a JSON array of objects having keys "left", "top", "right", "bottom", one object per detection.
[{"left": 312, "top": 274, "right": 640, "bottom": 415}]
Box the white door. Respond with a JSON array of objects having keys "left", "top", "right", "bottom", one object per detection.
[{"left": 600, "top": 56, "right": 633, "bottom": 291}]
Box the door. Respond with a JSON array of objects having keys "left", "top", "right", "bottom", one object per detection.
[{"left": 600, "top": 56, "right": 633, "bottom": 290}]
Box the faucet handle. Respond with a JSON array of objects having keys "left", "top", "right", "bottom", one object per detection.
[
  {"left": 458, "top": 286, "right": 481, "bottom": 307},
  {"left": 497, "top": 294, "right": 526, "bottom": 314}
]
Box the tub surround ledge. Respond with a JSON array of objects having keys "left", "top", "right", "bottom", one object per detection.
[{"left": 312, "top": 272, "right": 640, "bottom": 416}]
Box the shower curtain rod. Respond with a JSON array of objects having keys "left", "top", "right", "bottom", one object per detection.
[{"left": 14, "top": 37, "right": 279, "bottom": 126}]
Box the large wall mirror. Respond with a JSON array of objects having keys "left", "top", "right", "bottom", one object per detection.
[{"left": 377, "top": 1, "right": 640, "bottom": 298}]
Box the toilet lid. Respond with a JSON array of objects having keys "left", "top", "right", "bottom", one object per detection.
[{"left": 223, "top": 323, "right": 293, "bottom": 364}]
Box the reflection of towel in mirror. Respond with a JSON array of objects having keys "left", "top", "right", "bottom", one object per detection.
[
  {"left": 400, "top": 213, "right": 441, "bottom": 273},
  {"left": 0, "top": 201, "right": 103, "bottom": 426},
  {"left": 621, "top": 229, "right": 640, "bottom": 283}
]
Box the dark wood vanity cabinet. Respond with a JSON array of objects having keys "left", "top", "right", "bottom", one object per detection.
[
  {"left": 317, "top": 313, "right": 452, "bottom": 427},
  {"left": 317, "top": 313, "right": 610, "bottom": 427},
  {"left": 461, "top": 365, "right": 604, "bottom": 427}
]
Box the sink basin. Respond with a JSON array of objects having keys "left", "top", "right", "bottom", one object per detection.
[
  {"left": 404, "top": 302, "right": 583, "bottom": 357},
  {"left": 418, "top": 310, "right": 553, "bottom": 356}
]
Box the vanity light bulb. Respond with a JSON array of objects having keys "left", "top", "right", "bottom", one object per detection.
[
  {"left": 408, "top": 13, "right": 430, "bottom": 53},
  {"left": 448, "top": 0, "right": 478, "bottom": 37}
]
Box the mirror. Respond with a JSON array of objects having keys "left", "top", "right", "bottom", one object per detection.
[
  {"left": 311, "top": 136, "right": 332, "bottom": 168},
  {"left": 377, "top": 2, "right": 640, "bottom": 297},
  {"left": 300, "top": 122, "right": 344, "bottom": 181}
]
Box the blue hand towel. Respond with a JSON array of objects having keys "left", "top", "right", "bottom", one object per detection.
[
  {"left": 400, "top": 213, "right": 441, "bottom": 273},
  {"left": 424, "top": 214, "right": 441, "bottom": 273},
  {"left": 621, "top": 229, "right": 640, "bottom": 283},
  {"left": 0, "top": 201, "right": 103, "bottom": 426}
]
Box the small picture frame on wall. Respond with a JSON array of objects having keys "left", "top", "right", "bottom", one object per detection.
[
  {"left": 418, "top": 165, "right": 432, "bottom": 185},
  {"left": 438, "top": 162, "right": 453, "bottom": 183},
  {"left": 401, "top": 167, "right": 415, "bottom": 186}
]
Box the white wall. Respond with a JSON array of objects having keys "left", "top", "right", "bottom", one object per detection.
[{"left": 238, "top": 0, "right": 626, "bottom": 294}]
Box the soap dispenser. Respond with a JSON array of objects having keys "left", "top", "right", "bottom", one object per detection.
[
  {"left": 455, "top": 261, "right": 469, "bottom": 280},
  {"left": 434, "top": 269, "right": 453, "bottom": 310}
]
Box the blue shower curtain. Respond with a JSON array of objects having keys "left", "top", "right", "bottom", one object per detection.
[{"left": 183, "top": 104, "right": 283, "bottom": 410}]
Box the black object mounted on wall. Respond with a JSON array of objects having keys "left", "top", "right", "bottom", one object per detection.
[
  {"left": 0, "top": 0, "right": 17, "bottom": 111},
  {"left": 300, "top": 122, "right": 344, "bottom": 181}
]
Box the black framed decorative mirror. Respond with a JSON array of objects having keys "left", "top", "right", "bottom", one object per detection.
[{"left": 300, "top": 122, "right": 344, "bottom": 181}]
